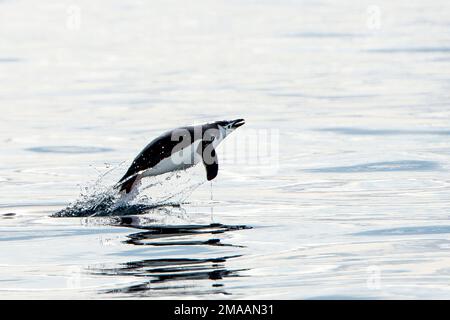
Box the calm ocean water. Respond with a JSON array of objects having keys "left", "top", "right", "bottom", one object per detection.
[{"left": 1, "top": 0, "right": 450, "bottom": 299}]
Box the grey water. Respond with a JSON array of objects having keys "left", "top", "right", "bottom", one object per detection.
[{"left": 1, "top": 0, "right": 450, "bottom": 299}]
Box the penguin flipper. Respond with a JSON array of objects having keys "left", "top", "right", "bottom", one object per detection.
[
  {"left": 205, "top": 161, "right": 218, "bottom": 181},
  {"left": 202, "top": 145, "right": 219, "bottom": 181}
]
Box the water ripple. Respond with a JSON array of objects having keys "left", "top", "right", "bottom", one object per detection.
[
  {"left": 355, "top": 226, "right": 450, "bottom": 236},
  {"left": 317, "top": 128, "right": 450, "bottom": 136},
  {"left": 306, "top": 160, "right": 440, "bottom": 173},
  {"left": 284, "top": 32, "right": 365, "bottom": 38},
  {"left": 26, "top": 146, "right": 114, "bottom": 154},
  {"left": 0, "top": 57, "right": 21, "bottom": 63},
  {"left": 89, "top": 221, "right": 251, "bottom": 297},
  {"left": 367, "top": 47, "right": 450, "bottom": 54},
  {"left": 96, "top": 255, "right": 244, "bottom": 296},
  {"left": 121, "top": 222, "right": 251, "bottom": 247}
]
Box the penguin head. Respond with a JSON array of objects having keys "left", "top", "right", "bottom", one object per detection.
[
  {"left": 204, "top": 119, "right": 245, "bottom": 146},
  {"left": 215, "top": 119, "right": 245, "bottom": 136}
]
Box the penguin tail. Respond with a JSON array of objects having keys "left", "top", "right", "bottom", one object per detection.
[{"left": 117, "top": 175, "right": 138, "bottom": 194}]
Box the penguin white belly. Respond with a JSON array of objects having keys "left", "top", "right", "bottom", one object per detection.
[{"left": 141, "top": 139, "right": 203, "bottom": 178}]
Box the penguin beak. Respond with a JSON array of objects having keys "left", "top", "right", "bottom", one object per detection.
[{"left": 231, "top": 119, "right": 245, "bottom": 129}]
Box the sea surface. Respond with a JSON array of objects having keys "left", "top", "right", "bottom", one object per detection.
[{"left": 1, "top": 0, "right": 450, "bottom": 299}]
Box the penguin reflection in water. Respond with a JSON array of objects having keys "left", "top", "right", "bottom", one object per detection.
[{"left": 116, "top": 119, "right": 245, "bottom": 199}]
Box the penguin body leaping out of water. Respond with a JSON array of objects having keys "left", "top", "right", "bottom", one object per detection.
[{"left": 116, "top": 119, "right": 245, "bottom": 195}]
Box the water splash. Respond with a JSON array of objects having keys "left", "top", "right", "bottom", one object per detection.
[{"left": 53, "top": 163, "right": 207, "bottom": 218}]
